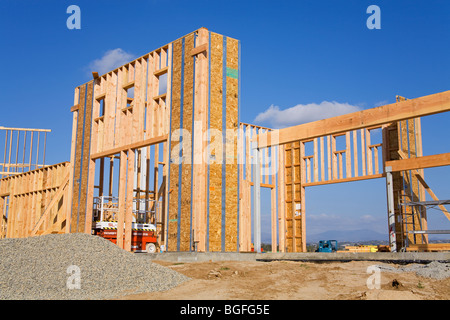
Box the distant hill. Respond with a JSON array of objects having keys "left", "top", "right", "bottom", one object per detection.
[{"left": 307, "top": 229, "right": 388, "bottom": 243}]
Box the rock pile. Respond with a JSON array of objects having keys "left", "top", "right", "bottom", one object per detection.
[{"left": 0, "top": 233, "right": 189, "bottom": 300}]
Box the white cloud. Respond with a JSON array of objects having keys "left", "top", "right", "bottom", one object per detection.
[
  {"left": 253, "top": 101, "right": 362, "bottom": 129},
  {"left": 88, "top": 48, "right": 135, "bottom": 76}
]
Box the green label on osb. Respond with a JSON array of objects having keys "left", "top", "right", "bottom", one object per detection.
[{"left": 226, "top": 67, "right": 238, "bottom": 79}]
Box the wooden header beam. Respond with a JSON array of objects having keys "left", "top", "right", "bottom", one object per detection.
[
  {"left": 90, "top": 134, "right": 168, "bottom": 159},
  {"left": 385, "top": 152, "right": 450, "bottom": 172},
  {"left": 257, "top": 90, "right": 450, "bottom": 148},
  {"left": 0, "top": 126, "right": 51, "bottom": 133}
]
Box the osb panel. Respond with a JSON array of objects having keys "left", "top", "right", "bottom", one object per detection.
[
  {"left": 71, "top": 84, "right": 86, "bottom": 232},
  {"left": 167, "top": 38, "right": 183, "bottom": 251},
  {"left": 77, "top": 81, "right": 94, "bottom": 233},
  {"left": 407, "top": 119, "right": 423, "bottom": 244},
  {"left": 225, "top": 37, "right": 239, "bottom": 251},
  {"left": 295, "top": 218, "right": 302, "bottom": 251},
  {"left": 285, "top": 167, "right": 292, "bottom": 184},
  {"left": 399, "top": 120, "right": 413, "bottom": 243},
  {"left": 282, "top": 140, "right": 304, "bottom": 252},
  {"left": 286, "top": 219, "right": 293, "bottom": 253},
  {"left": 179, "top": 33, "right": 195, "bottom": 251},
  {"left": 285, "top": 184, "right": 292, "bottom": 202},
  {"left": 208, "top": 32, "right": 224, "bottom": 252}
]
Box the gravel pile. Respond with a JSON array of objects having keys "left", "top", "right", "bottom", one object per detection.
[
  {"left": 375, "top": 261, "right": 450, "bottom": 280},
  {"left": 0, "top": 233, "right": 189, "bottom": 300}
]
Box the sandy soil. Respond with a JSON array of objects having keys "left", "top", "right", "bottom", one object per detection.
[{"left": 117, "top": 260, "right": 450, "bottom": 300}]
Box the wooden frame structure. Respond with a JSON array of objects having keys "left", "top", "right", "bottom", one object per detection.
[
  {"left": 0, "top": 126, "right": 50, "bottom": 179},
  {"left": 1, "top": 28, "right": 449, "bottom": 254},
  {"left": 254, "top": 90, "right": 450, "bottom": 252},
  {"left": 0, "top": 162, "right": 70, "bottom": 239},
  {"left": 67, "top": 28, "right": 242, "bottom": 252}
]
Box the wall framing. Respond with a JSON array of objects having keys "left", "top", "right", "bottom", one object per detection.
[
  {"left": 1, "top": 28, "right": 448, "bottom": 254},
  {"left": 254, "top": 90, "right": 450, "bottom": 252}
]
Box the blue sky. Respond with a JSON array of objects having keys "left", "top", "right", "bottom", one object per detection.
[{"left": 1, "top": 0, "right": 449, "bottom": 242}]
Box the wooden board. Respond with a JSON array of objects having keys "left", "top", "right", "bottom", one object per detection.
[
  {"left": 208, "top": 32, "right": 224, "bottom": 252},
  {"left": 225, "top": 37, "right": 239, "bottom": 252},
  {"left": 179, "top": 33, "right": 195, "bottom": 251},
  {"left": 65, "top": 28, "right": 245, "bottom": 253},
  {"left": 76, "top": 81, "right": 94, "bottom": 233},
  {"left": 167, "top": 38, "right": 183, "bottom": 251},
  {"left": 70, "top": 84, "right": 86, "bottom": 232},
  {"left": 192, "top": 28, "right": 209, "bottom": 251},
  {"left": 0, "top": 162, "right": 70, "bottom": 238}
]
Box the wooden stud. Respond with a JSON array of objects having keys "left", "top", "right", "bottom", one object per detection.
[
  {"left": 124, "top": 149, "right": 135, "bottom": 251},
  {"left": 116, "top": 151, "right": 127, "bottom": 249}
]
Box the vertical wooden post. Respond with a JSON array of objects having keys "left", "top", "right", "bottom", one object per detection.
[
  {"left": 271, "top": 146, "right": 277, "bottom": 252},
  {"left": 353, "top": 130, "right": 359, "bottom": 177},
  {"left": 345, "top": 132, "right": 351, "bottom": 179},
  {"left": 66, "top": 87, "right": 79, "bottom": 233},
  {"left": 84, "top": 158, "right": 96, "bottom": 234},
  {"left": 300, "top": 141, "right": 306, "bottom": 252},
  {"left": 192, "top": 29, "right": 209, "bottom": 251},
  {"left": 124, "top": 149, "right": 135, "bottom": 252},
  {"left": 253, "top": 143, "right": 261, "bottom": 253},
  {"left": 278, "top": 144, "right": 286, "bottom": 252},
  {"left": 117, "top": 151, "right": 127, "bottom": 249}
]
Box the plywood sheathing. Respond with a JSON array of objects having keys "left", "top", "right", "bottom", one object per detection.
[
  {"left": 283, "top": 141, "right": 303, "bottom": 252},
  {"left": 179, "top": 33, "right": 195, "bottom": 251},
  {"left": 70, "top": 84, "right": 86, "bottom": 232},
  {"left": 208, "top": 32, "right": 224, "bottom": 252},
  {"left": 76, "top": 81, "right": 94, "bottom": 233},
  {"left": 167, "top": 38, "right": 183, "bottom": 251},
  {"left": 225, "top": 37, "right": 239, "bottom": 252}
]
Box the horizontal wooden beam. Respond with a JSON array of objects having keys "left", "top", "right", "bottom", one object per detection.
[
  {"left": 248, "top": 181, "right": 275, "bottom": 189},
  {"left": 257, "top": 90, "right": 450, "bottom": 148},
  {"left": 385, "top": 153, "right": 450, "bottom": 172},
  {"left": 153, "top": 93, "right": 167, "bottom": 101},
  {"left": 302, "top": 173, "right": 384, "bottom": 187},
  {"left": 123, "top": 81, "right": 135, "bottom": 90},
  {"left": 90, "top": 134, "right": 168, "bottom": 159},
  {"left": 70, "top": 105, "right": 79, "bottom": 112},
  {"left": 95, "top": 93, "right": 106, "bottom": 101},
  {"left": 0, "top": 126, "right": 51, "bottom": 133},
  {"left": 154, "top": 67, "right": 168, "bottom": 77},
  {"left": 239, "top": 122, "right": 273, "bottom": 131},
  {"left": 191, "top": 43, "right": 208, "bottom": 56},
  {"left": 406, "top": 243, "right": 450, "bottom": 252}
]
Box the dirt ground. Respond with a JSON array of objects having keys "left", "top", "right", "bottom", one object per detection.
[{"left": 117, "top": 260, "right": 450, "bottom": 300}]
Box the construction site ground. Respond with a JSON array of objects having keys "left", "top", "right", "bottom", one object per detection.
[{"left": 117, "top": 252, "right": 450, "bottom": 300}]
